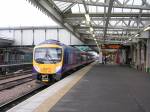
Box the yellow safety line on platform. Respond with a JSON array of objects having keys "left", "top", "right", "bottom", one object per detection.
[{"left": 34, "top": 63, "right": 95, "bottom": 112}]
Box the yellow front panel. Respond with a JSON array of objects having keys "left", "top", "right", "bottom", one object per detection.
[
  {"left": 33, "top": 61, "right": 62, "bottom": 74},
  {"left": 33, "top": 44, "right": 63, "bottom": 75}
]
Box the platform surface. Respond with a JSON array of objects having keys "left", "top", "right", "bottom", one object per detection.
[
  {"left": 7, "top": 63, "right": 93, "bottom": 112},
  {"left": 50, "top": 64, "right": 150, "bottom": 112}
]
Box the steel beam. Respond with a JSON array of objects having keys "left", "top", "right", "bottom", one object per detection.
[
  {"left": 63, "top": 3, "right": 76, "bottom": 13},
  {"left": 0, "top": 26, "right": 63, "bottom": 30},
  {"left": 64, "top": 17, "right": 150, "bottom": 22},
  {"left": 103, "top": 0, "right": 115, "bottom": 40},
  {"left": 75, "top": 26, "right": 141, "bottom": 30},
  {"left": 82, "top": 0, "right": 88, "bottom": 13},
  {"left": 64, "top": 13, "right": 150, "bottom": 18},
  {"left": 82, "top": 34, "right": 132, "bottom": 38},
  {"left": 54, "top": 0, "right": 150, "bottom": 10}
]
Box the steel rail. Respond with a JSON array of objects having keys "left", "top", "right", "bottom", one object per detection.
[{"left": 0, "top": 74, "right": 36, "bottom": 91}]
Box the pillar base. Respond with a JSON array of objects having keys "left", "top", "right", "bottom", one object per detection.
[{"left": 146, "top": 68, "right": 150, "bottom": 73}]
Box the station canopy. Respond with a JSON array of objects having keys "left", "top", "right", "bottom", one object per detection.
[{"left": 28, "top": 0, "right": 150, "bottom": 46}]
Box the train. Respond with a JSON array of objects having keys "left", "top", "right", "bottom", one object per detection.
[{"left": 33, "top": 39, "right": 94, "bottom": 83}]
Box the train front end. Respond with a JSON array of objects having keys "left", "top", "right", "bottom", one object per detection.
[{"left": 33, "top": 44, "right": 63, "bottom": 83}]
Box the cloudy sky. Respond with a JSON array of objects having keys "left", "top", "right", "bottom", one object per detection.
[{"left": 0, "top": 0, "right": 58, "bottom": 27}]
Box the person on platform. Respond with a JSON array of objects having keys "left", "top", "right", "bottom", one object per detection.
[{"left": 102, "top": 56, "right": 107, "bottom": 64}]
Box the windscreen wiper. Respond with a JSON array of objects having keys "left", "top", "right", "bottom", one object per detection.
[
  {"left": 35, "top": 58, "right": 44, "bottom": 64},
  {"left": 46, "top": 54, "right": 56, "bottom": 64}
]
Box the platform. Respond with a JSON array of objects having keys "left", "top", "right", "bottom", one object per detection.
[{"left": 8, "top": 63, "right": 150, "bottom": 112}]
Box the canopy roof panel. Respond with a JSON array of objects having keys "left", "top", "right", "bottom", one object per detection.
[{"left": 28, "top": 0, "right": 150, "bottom": 45}]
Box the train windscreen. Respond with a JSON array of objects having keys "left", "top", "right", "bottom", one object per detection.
[{"left": 34, "top": 47, "right": 62, "bottom": 64}]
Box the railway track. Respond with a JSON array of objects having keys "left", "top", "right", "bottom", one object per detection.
[
  {"left": 0, "top": 69, "right": 32, "bottom": 80},
  {"left": 0, "top": 73, "right": 36, "bottom": 91},
  {"left": 0, "top": 64, "right": 91, "bottom": 111},
  {"left": 0, "top": 85, "right": 47, "bottom": 112}
]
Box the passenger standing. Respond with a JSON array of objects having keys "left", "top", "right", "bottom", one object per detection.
[{"left": 102, "top": 56, "right": 107, "bottom": 64}]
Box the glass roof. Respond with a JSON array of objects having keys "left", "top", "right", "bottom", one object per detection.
[
  {"left": 51, "top": 0, "right": 150, "bottom": 44},
  {"left": 54, "top": 1, "right": 72, "bottom": 11}
]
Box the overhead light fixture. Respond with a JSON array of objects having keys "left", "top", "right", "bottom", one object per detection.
[
  {"left": 93, "top": 34, "right": 95, "bottom": 37},
  {"left": 80, "top": 24, "right": 86, "bottom": 27},
  {"left": 135, "top": 34, "right": 139, "bottom": 37},
  {"left": 144, "top": 26, "right": 150, "bottom": 31},
  {"left": 90, "top": 27, "right": 93, "bottom": 32},
  {"left": 85, "top": 14, "right": 90, "bottom": 22},
  {"left": 94, "top": 38, "right": 96, "bottom": 41},
  {"left": 129, "top": 38, "right": 132, "bottom": 41}
]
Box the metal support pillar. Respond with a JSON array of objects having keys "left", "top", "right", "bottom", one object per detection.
[
  {"left": 70, "top": 32, "right": 71, "bottom": 45},
  {"left": 133, "top": 45, "right": 136, "bottom": 66},
  {"left": 32, "top": 29, "right": 35, "bottom": 46},
  {"left": 140, "top": 42, "right": 145, "bottom": 71},
  {"left": 136, "top": 43, "right": 141, "bottom": 69},
  {"left": 130, "top": 45, "right": 133, "bottom": 65},
  {"left": 57, "top": 28, "right": 59, "bottom": 41},
  {"left": 146, "top": 39, "right": 150, "bottom": 72},
  {"left": 21, "top": 30, "right": 23, "bottom": 45}
]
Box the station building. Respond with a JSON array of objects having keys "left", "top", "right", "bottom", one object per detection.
[{"left": 1, "top": 0, "right": 150, "bottom": 111}]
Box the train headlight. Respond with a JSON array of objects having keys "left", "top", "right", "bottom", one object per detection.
[
  {"left": 34, "top": 65, "right": 40, "bottom": 72},
  {"left": 56, "top": 66, "right": 61, "bottom": 72}
]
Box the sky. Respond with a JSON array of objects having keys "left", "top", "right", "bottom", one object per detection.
[{"left": 0, "top": 0, "right": 58, "bottom": 27}]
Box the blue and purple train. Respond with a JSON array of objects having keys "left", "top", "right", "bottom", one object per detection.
[{"left": 33, "top": 39, "right": 94, "bottom": 83}]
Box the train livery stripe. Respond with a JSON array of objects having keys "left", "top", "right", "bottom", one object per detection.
[{"left": 34, "top": 63, "right": 95, "bottom": 112}]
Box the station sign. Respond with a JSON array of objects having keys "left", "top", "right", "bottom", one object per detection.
[{"left": 101, "top": 44, "right": 122, "bottom": 49}]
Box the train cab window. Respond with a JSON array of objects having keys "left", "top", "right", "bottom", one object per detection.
[
  {"left": 34, "top": 48, "right": 62, "bottom": 64},
  {"left": 47, "top": 48, "right": 62, "bottom": 61}
]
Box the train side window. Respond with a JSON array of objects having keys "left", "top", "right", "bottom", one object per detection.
[
  {"left": 68, "top": 50, "right": 70, "bottom": 64},
  {"left": 78, "top": 53, "right": 80, "bottom": 62},
  {"left": 64, "top": 49, "right": 68, "bottom": 64},
  {"left": 69, "top": 50, "right": 72, "bottom": 64},
  {"left": 56, "top": 48, "right": 62, "bottom": 61}
]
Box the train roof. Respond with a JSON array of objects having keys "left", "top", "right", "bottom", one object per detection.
[
  {"left": 38, "top": 39, "right": 65, "bottom": 46},
  {"left": 38, "top": 39, "right": 75, "bottom": 49},
  {"left": 38, "top": 39, "right": 90, "bottom": 53}
]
